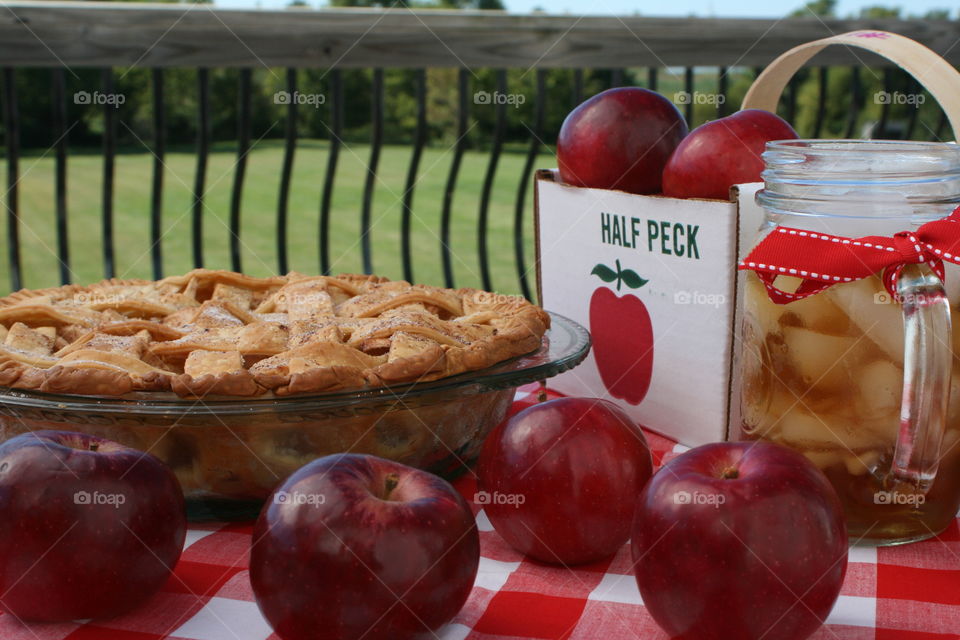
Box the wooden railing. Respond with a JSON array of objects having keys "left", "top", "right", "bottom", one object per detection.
[{"left": 0, "top": 2, "right": 958, "bottom": 298}]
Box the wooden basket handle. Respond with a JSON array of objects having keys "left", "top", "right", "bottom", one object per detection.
[{"left": 741, "top": 30, "right": 960, "bottom": 141}]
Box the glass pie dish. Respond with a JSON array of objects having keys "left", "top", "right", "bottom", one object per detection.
[{"left": 0, "top": 312, "right": 589, "bottom": 519}]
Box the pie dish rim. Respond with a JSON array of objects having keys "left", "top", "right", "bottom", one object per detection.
[{"left": 0, "top": 311, "right": 589, "bottom": 411}]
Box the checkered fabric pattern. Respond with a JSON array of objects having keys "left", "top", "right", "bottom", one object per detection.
[{"left": 2, "top": 384, "right": 959, "bottom": 640}]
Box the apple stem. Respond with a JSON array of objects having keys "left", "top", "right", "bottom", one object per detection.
[
  {"left": 537, "top": 381, "right": 548, "bottom": 403},
  {"left": 89, "top": 443, "right": 99, "bottom": 453},
  {"left": 721, "top": 467, "right": 739, "bottom": 480},
  {"left": 383, "top": 473, "right": 400, "bottom": 500}
]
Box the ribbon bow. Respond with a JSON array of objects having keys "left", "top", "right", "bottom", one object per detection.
[{"left": 739, "top": 205, "right": 960, "bottom": 304}]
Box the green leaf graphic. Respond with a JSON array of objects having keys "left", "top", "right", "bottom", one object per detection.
[
  {"left": 620, "top": 269, "right": 649, "bottom": 289},
  {"left": 591, "top": 264, "right": 618, "bottom": 283},
  {"left": 593, "top": 261, "right": 650, "bottom": 292}
]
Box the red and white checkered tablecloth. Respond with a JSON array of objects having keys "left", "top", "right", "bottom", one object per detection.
[{"left": 2, "top": 384, "right": 959, "bottom": 640}]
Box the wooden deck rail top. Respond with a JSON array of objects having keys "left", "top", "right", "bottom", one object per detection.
[{"left": 0, "top": 1, "right": 957, "bottom": 69}]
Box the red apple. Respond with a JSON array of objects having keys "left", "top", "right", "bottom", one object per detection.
[
  {"left": 557, "top": 87, "right": 687, "bottom": 194},
  {"left": 250, "top": 453, "right": 479, "bottom": 640},
  {"left": 0, "top": 430, "right": 186, "bottom": 622},
  {"left": 662, "top": 108, "right": 798, "bottom": 200},
  {"left": 632, "top": 441, "right": 847, "bottom": 640},
  {"left": 478, "top": 397, "right": 653, "bottom": 565},
  {"left": 589, "top": 260, "right": 654, "bottom": 405}
]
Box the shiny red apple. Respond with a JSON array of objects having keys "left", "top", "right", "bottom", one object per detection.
[
  {"left": 250, "top": 453, "right": 479, "bottom": 640},
  {"left": 632, "top": 441, "right": 847, "bottom": 640},
  {"left": 662, "top": 108, "right": 798, "bottom": 200},
  {"left": 478, "top": 397, "right": 653, "bottom": 565},
  {"left": 0, "top": 430, "right": 186, "bottom": 622},
  {"left": 557, "top": 87, "right": 688, "bottom": 194}
]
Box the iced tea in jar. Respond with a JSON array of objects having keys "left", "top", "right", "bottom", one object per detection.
[{"left": 740, "top": 140, "right": 960, "bottom": 545}]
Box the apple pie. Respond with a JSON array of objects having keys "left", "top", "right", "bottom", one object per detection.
[{"left": 0, "top": 270, "right": 550, "bottom": 398}]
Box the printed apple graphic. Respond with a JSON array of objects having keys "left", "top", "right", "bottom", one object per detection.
[{"left": 589, "top": 259, "right": 654, "bottom": 405}]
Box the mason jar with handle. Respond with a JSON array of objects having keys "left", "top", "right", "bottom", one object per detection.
[{"left": 737, "top": 31, "right": 960, "bottom": 545}]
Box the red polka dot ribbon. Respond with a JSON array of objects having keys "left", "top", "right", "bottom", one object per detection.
[{"left": 739, "top": 205, "right": 960, "bottom": 304}]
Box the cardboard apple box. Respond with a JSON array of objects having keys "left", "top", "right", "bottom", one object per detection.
[{"left": 534, "top": 169, "right": 764, "bottom": 446}]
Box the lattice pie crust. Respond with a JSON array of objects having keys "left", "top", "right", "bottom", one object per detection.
[{"left": 0, "top": 270, "right": 550, "bottom": 397}]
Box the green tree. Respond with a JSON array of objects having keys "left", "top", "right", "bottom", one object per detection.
[
  {"left": 916, "top": 9, "right": 951, "bottom": 19},
  {"left": 858, "top": 5, "right": 901, "bottom": 18},
  {"left": 328, "top": 0, "right": 410, "bottom": 6},
  {"left": 789, "top": 0, "right": 836, "bottom": 17},
  {"left": 437, "top": 0, "right": 506, "bottom": 8}
]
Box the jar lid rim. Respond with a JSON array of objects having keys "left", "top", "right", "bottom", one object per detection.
[{"left": 766, "top": 139, "right": 960, "bottom": 155}]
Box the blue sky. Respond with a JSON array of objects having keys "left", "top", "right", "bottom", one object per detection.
[{"left": 214, "top": 0, "right": 955, "bottom": 18}]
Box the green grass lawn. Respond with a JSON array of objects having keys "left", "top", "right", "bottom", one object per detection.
[{"left": 0, "top": 139, "right": 541, "bottom": 297}]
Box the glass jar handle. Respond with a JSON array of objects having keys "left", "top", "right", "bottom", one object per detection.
[{"left": 892, "top": 264, "right": 952, "bottom": 492}]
